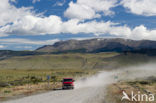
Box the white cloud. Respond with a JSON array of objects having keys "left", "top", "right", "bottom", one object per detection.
[
  {"left": 0, "top": 45, "right": 6, "bottom": 48},
  {"left": 0, "top": 0, "right": 156, "bottom": 41},
  {"left": 0, "top": 0, "right": 38, "bottom": 37},
  {"left": 15, "top": 46, "right": 33, "bottom": 49},
  {"left": 32, "top": 0, "right": 40, "bottom": 4},
  {"left": 0, "top": 16, "right": 131, "bottom": 36},
  {"left": 54, "top": 0, "right": 65, "bottom": 6},
  {"left": 1, "top": 15, "right": 156, "bottom": 40},
  {"left": 130, "top": 25, "right": 156, "bottom": 40},
  {"left": 61, "top": 20, "right": 116, "bottom": 34},
  {"left": 62, "top": 20, "right": 156, "bottom": 40},
  {"left": 0, "top": 15, "right": 62, "bottom": 35},
  {"left": 64, "top": 0, "right": 117, "bottom": 20},
  {"left": 0, "top": 0, "right": 34, "bottom": 27},
  {"left": 65, "top": 0, "right": 156, "bottom": 18},
  {"left": 121, "top": 0, "right": 156, "bottom": 16},
  {"left": 0, "top": 38, "right": 60, "bottom": 45}
]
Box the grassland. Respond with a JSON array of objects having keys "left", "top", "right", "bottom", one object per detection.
[
  {"left": 0, "top": 52, "right": 119, "bottom": 70},
  {"left": 0, "top": 52, "right": 155, "bottom": 101},
  {"left": 0, "top": 69, "right": 97, "bottom": 101},
  {"left": 0, "top": 69, "right": 97, "bottom": 83},
  {"left": 0, "top": 52, "right": 154, "bottom": 70},
  {"left": 105, "top": 77, "right": 156, "bottom": 103}
]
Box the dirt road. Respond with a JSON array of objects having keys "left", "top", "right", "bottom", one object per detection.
[
  {"left": 2, "top": 87, "right": 107, "bottom": 103},
  {"left": 2, "top": 63, "right": 156, "bottom": 103},
  {"left": 2, "top": 71, "right": 115, "bottom": 103}
]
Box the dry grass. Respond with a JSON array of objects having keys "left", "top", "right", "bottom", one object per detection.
[
  {"left": 105, "top": 78, "right": 156, "bottom": 103},
  {"left": 0, "top": 69, "right": 97, "bottom": 101},
  {"left": 0, "top": 52, "right": 119, "bottom": 69},
  {"left": 0, "top": 82, "right": 61, "bottom": 101}
]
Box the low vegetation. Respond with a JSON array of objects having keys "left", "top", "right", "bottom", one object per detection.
[
  {"left": 0, "top": 69, "right": 97, "bottom": 101},
  {"left": 0, "top": 52, "right": 155, "bottom": 101},
  {"left": 0, "top": 52, "right": 119, "bottom": 70},
  {"left": 0, "top": 52, "right": 155, "bottom": 70},
  {"left": 105, "top": 77, "right": 156, "bottom": 103}
]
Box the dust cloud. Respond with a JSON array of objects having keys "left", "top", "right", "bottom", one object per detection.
[
  {"left": 75, "top": 63, "right": 156, "bottom": 89},
  {"left": 2, "top": 63, "right": 156, "bottom": 103}
]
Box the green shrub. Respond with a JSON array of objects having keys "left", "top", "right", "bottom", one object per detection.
[{"left": 4, "top": 90, "right": 11, "bottom": 94}]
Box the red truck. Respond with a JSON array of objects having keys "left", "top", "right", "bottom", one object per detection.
[{"left": 62, "top": 78, "right": 74, "bottom": 89}]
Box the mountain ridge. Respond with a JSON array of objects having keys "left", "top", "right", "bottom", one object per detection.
[{"left": 36, "top": 38, "right": 156, "bottom": 53}]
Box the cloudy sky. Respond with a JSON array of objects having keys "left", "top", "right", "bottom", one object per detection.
[{"left": 0, "top": 0, "right": 156, "bottom": 50}]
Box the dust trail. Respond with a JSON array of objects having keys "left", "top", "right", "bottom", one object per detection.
[
  {"left": 75, "top": 63, "right": 156, "bottom": 89},
  {"left": 117, "top": 63, "right": 156, "bottom": 81},
  {"left": 2, "top": 63, "right": 156, "bottom": 103},
  {"left": 75, "top": 71, "right": 116, "bottom": 89},
  {"left": 74, "top": 63, "right": 156, "bottom": 103}
]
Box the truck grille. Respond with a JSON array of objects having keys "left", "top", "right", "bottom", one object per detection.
[{"left": 64, "top": 84, "right": 72, "bottom": 86}]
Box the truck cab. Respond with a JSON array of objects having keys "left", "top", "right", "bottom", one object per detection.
[{"left": 62, "top": 78, "right": 74, "bottom": 89}]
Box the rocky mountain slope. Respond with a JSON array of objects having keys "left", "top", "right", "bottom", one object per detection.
[{"left": 36, "top": 38, "right": 156, "bottom": 53}]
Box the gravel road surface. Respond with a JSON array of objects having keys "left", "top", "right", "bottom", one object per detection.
[{"left": 3, "top": 63, "right": 156, "bottom": 103}]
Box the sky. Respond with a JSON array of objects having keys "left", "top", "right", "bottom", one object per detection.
[{"left": 0, "top": 0, "right": 156, "bottom": 50}]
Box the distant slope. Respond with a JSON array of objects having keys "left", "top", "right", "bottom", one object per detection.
[
  {"left": 125, "top": 48, "right": 156, "bottom": 56},
  {"left": 36, "top": 38, "right": 156, "bottom": 53},
  {"left": 0, "top": 53, "right": 155, "bottom": 70},
  {"left": 0, "top": 53, "right": 118, "bottom": 69},
  {"left": 1, "top": 38, "right": 156, "bottom": 60},
  {"left": 0, "top": 50, "right": 45, "bottom": 60}
]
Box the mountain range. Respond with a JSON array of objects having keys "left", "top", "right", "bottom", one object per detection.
[
  {"left": 1, "top": 38, "right": 156, "bottom": 59},
  {"left": 36, "top": 38, "right": 156, "bottom": 53}
]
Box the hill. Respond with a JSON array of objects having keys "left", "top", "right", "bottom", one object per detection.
[
  {"left": 0, "top": 50, "right": 46, "bottom": 60},
  {"left": 36, "top": 38, "right": 156, "bottom": 53}
]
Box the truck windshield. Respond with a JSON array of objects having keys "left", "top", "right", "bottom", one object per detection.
[{"left": 63, "top": 79, "right": 73, "bottom": 82}]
